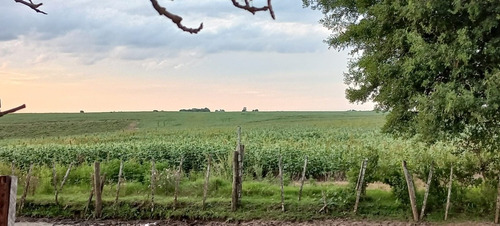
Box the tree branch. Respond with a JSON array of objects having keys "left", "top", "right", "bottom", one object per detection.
[
  {"left": 14, "top": 0, "right": 47, "bottom": 15},
  {"left": 231, "top": 0, "right": 275, "bottom": 19},
  {"left": 267, "top": 0, "right": 275, "bottom": 20},
  {"left": 13, "top": 0, "right": 276, "bottom": 33},
  {"left": 0, "top": 104, "right": 26, "bottom": 117},
  {"left": 150, "top": 0, "right": 203, "bottom": 34}
]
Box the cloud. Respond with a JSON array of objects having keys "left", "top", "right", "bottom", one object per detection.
[
  {"left": 0, "top": 0, "right": 375, "bottom": 113},
  {"left": 0, "top": 0, "right": 329, "bottom": 64}
]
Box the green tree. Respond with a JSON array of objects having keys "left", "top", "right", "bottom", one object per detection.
[{"left": 304, "top": 0, "right": 500, "bottom": 173}]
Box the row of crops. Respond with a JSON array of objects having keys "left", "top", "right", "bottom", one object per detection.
[
  {"left": 0, "top": 127, "right": 432, "bottom": 177},
  {"left": 1, "top": 112, "right": 499, "bottom": 216},
  {"left": 0, "top": 126, "right": 485, "bottom": 185}
]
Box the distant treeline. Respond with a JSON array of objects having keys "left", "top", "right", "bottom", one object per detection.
[{"left": 179, "top": 107, "right": 211, "bottom": 112}]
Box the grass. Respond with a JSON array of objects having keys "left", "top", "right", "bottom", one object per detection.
[
  {"left": 19, "top": 178, "right": 400, "bottom": 221},
  {"left": 19, "top": 180, "right": 495, "bottom": 223},
  {"left": 13, "top": 164, "right": 497, "bottom": 223}
]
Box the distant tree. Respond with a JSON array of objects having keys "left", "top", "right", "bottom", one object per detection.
[
  {"left": 304, "top": 0, "right": 500, "bottom": 173},
  {"left": 242, "top": 107, "right": 247, "bottom": 112},
  {"left": 80, "top": 110, "right": 84, "bottom": 113},
  {"left": 180, "top": 107, "right": 210, "bottom": 112},
  {"left": 252, "top": 109, "right": 259, "bottom": 112}
]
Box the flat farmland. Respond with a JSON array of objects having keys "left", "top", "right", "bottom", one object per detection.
[{"left": 0, "top": 111, "right": 495, "bottom": 223}]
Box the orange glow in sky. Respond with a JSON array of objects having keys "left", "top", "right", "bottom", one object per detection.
[{"left": 0, "top": 1, "right": 374, "bottom": 113}]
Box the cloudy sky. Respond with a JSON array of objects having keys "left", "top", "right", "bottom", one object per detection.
[{"left": 0, "top": 0, "right": 373, "bottom": 113}]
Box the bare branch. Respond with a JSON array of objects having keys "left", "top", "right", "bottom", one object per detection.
[
  {"left": 14, "top": 0, "right": 47, "bottom": 15},
  {"left": 267, "top": 0, "right": 275, "bottom": 20},
  {"left": 231, "top": 0, "right": 275, "bottom": 19},
  {"left": 267, "top": 0, "right": 276, "bottom": 20},
  {"left": 0, "top": 104, "right": 26, "bottom": 117},
  {"left": 13, "top": 0, "right": 276, "bottom": 34},
  {"left": 150, "top": 0, "right": 203, "bottom": 34}
]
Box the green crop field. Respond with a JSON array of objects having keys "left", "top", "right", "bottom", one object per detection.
[{"left": 0, "top": 111, "right": 496, "bottom": 222}]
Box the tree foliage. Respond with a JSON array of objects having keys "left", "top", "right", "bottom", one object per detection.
[
  {"left": 179, "top": 107, "right": 211, "bottom": 112},
  {"left": 304, "top": 0, "right": 500, "bottom": 158}
]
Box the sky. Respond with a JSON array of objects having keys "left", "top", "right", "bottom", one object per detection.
[{"left": 0, "top": 0, "right": 374, "bottom": 113}]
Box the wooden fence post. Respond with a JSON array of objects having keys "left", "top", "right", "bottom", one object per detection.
[
  {"left": 18, "top": 163, "right": 33, "bottom": 215},
  {"left": 354, "top": 158, "right": 367, "bottom": 214},
  {"left": 0, "top": 176, "right": 17, "bottom": 226},
  {"left": 420, "top": 162, "right": 434, "bottom": 220},
  {"left": 202, "top": 155, "right": 211, "bottom": 210},
  {"left": 298, "top": 156, "right": 308, "bottom": 201},
  {"left": 237, "top": 145, "right": 244, "bottom": 203},
  {"left": 83, "top": 173, "right": 94, "bottom": 218},
  {"left": 444, "top": 166, "right": 453, "bottom": 221},
  {"left": 495, "top": 173, "right": 500, "bottom": 224},
  {"left": 402, "top": 160, "right": 419, "bottom": 221},
  {"left": 236, "top": 127, "right": 244, "bottom": 202},
  {"left": 237, "top": 126, "right": 241, "bottom": 146},
  {"left": 52, "top": 161, "right": 59, "bottom": 205},
  {"left": 54, "top": 162, "right": 72, "bottom": 206},
  {"left": 355, "top": 160, "right": 364, "bottom": 192},
  {"left": 94, "top": 162, "right": 102, "bottom": 218},
  {"left": 173, "top": 157, "right": 183, "bottom": 210},
  {"left": 279, "top": 155, "right": 285, "bottom": 212},
  {"left": 231, "top": 151, "right": 239, "bottom": 211},
  {"left": 114, "top": 159, "right": 124, "bottom": 208},
  {"left": 150, "top": 160, "right": 156, "bottom": 213}
]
